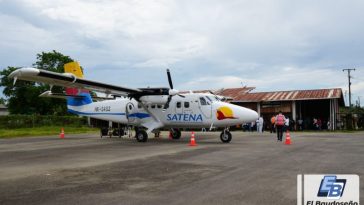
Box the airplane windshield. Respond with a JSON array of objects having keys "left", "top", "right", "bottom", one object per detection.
[
  {"left": 205, "top": 96, "right": 213, "bottom": 102},
  {"left": 199, "top": 97, "right": 210, "bottom": 105},
  {"left": 206, "top": 95, "right": 219, "bottom": 102}
]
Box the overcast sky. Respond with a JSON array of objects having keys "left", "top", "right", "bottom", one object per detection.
[{"left": 0, "top": 0, "right": 363, "bottom": 106}]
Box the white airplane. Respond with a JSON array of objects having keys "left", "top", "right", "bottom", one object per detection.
[{"left": 9, "top": 62, "right": 258, "bottom": 143}]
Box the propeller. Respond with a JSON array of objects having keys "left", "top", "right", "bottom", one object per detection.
[{"left": 163, "top": 69, "right": 185, "bottom": 111}]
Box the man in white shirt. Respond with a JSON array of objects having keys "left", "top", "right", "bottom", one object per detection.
[
  {"left": 284, "top": 117, "right": 290, "bottom": 132},
  {"left": 258, "top": 116, "right": 264, "bottom": 133}
]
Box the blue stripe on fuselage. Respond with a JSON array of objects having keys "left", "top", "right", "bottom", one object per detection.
[
  {"left": 127, "top": 113, "right": 150, "bottom": 119},
  {"left": 68, "top": 109, "right": 124, "bottom": 115},
  {"left": 67, "top": 109, "right": 150, "bottom": 119}
]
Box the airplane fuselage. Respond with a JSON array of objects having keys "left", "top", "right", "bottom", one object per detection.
[{"left": 67, "top": 93, "right": 258, "bottom": 129}]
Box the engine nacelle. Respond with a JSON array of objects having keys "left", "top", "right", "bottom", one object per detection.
[{"left": 139, "top": 95, "right": 169, "bottom": 105}]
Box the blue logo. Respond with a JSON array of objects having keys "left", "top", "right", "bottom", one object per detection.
[
  {"left": 167, "top": 114, "right": 203, "bottom": 122},
  {"left": 317, "top": 176, "right": 346, "bottom": 199}
]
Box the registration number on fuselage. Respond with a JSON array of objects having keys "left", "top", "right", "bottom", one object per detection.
[{"left": 94, "top": 106, "right": 111, "bottom": 112}]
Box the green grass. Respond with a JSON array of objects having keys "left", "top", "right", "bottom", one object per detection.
[{"left": 0, "top": 126, "right": 99, "bottom": 138}]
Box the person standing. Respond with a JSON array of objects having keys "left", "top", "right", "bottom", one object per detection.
[
  {"left": 275, "top": 111, "right": 286, "bottom": 141},
  {"left": 298, "top": 118, "right": 303, "bottom": 131},
  {"left": 270, "top": 115, "right": 276, "bottom": 133},
  {"left": 284, "top": 116, "right": 290, "bottom": 132},
  {"left": 258, "top": 116, "right": 264, "bottom": 133}
]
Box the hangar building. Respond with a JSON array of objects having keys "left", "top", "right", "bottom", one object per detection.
[{"left": 215, "top": 87, "right": 345, "bottom": 131}]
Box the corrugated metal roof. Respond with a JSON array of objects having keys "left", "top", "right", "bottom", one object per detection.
[
  {"left": 218, "top": 88, "right": 343, "bottom": 102},
  {"left": 214, "top": 87, "right": 255, "bottom": 96}
]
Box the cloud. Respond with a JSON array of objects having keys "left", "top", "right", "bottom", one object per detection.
[{"left": 0, "top": 0, "right": 364, "bottom": 104}]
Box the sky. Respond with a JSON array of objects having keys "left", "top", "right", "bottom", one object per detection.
[{"left": 0, "top": 0, "right": 363, "bottom": 106}]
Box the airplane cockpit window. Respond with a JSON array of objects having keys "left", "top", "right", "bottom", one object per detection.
[
  {"left": 205, "top": 96, "right": 214, "bottom": 102},
  {"left": 176, "top": 102, "right": 181, "bottom": 108},
  {"left": 184, "top": 102, "right": 190, "bottom": 108},
  {"left": 199, "top": 97, "right": 209, "bottom": 106}
]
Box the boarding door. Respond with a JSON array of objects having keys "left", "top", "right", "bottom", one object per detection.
[
  {"left": 199, "top": 97, "right": 212, "bottom": 119},
  {"left": 126, "top": 102, "right": 137, "bottom": 123}
]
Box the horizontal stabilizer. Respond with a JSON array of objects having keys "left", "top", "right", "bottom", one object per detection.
[{"left": 39, "top": 91, "right": 85, "bottom": 99}]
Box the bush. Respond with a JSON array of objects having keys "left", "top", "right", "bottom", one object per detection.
[{"left": 0, "top": 115, "right": 88, "bottom": 129}]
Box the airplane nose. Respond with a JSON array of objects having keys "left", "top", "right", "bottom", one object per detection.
[
  {"left": 246, "top": 108, "right": 259, "bottom": 122},
  {"left": 236, "top": 106, "right": 258, "bottom": 123}
]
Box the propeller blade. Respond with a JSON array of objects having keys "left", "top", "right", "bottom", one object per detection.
[
  {"left": 163, "top": 95, "right": 173, "bottom": 111},
  {"left": 166, "top": 69, "right": 173, "bottom": 89}
]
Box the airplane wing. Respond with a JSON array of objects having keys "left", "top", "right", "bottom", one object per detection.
[{"left": 8, "top": 67, "right": 142, "bottom": 96}]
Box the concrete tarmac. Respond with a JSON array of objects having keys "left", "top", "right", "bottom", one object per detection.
[{"left": 0, "top": 131, "right": 363, "bottom": 205}]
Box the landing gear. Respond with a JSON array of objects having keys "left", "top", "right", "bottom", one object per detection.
[
  {"left": 220, "top": 129, "right": 232, "bottom": 143},
  {"left": 136, "top": 130, "right": 148, "bottom": 142},
  {"left": 170, "top": 128, "right": 181, "bottom": 139}
]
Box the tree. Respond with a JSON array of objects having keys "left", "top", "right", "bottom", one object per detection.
[
  {"left": 0, "top": 50, "right": 75, "bottom": 115},
  {"left": 0, "top": 97, "right": 6, "bottom": 105}
]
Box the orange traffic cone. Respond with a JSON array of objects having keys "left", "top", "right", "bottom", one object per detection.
[
  {"left": 60, "top": 127, "right": 65, "bottom": 139},
  {"left": 189, "top": 132, "right": 197, "bottom": 146},
  {"left": 285, "top": 130, "right": 291, "bottom": 145}
]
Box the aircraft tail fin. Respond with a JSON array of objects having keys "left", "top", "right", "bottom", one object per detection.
[{"left": 64, "top": 62, "right": 93, "bottom": 107}]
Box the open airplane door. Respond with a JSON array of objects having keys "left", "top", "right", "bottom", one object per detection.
[{"left": 126, "top": 102, "right": 137, "bottom": 123}]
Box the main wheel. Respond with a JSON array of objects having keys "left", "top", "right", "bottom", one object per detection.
[
  {"left": 171, "top": 129, "right": 181, "bottom": 139},
  {"left": 220, "top": 131, "right": 232, "bottom": 143},
  {"left": 136, "top": 130, "right": 148, "bottom": 142}
]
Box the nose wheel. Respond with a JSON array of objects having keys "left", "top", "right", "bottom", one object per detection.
[{"left": 220, "top": 130, "right": 232, "bottom": 143}]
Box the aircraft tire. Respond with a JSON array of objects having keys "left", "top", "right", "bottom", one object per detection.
[
  {"left": 171, "top": 129, "right": 181, "bottom": 139},
  {"left": 220, "top": 131, "right": 232, "bottom": 143},
  {"left": 136, "top": 130, "right": 148, "bottom": 142}
]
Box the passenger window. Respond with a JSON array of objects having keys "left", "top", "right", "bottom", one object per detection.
[
  {"left": 199, "top": 97, "right": 207, "bottom": 106},
  {"left": 137, "top": 103, "right": 142, "bottom": 109},
  {"left": 176, "top": 102, "right": 181, "bottom": 108},
  {"left": 151, "top": 105, "right": 156, "bottom": 109},
  {"left": 184, "top": 102, "right": 190, "bottom": 108},
  {"left": 157, "top": 105, "right": 162, "bottom": 109},
  {"left": 129, "top": 105, "right": 133, "bottom": 110}
]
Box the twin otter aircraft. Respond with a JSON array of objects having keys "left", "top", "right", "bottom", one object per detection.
[{"left": 9, "top": 62, "right": 258, "bottom": 143}]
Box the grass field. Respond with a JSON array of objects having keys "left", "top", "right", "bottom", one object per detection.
[{"left": 0, "top": 126, "right": 99, "bottom": 138}]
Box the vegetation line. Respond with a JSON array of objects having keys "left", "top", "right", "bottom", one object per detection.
[{"left": 0, "top": 126, "right": 98, "bottom": 138}]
